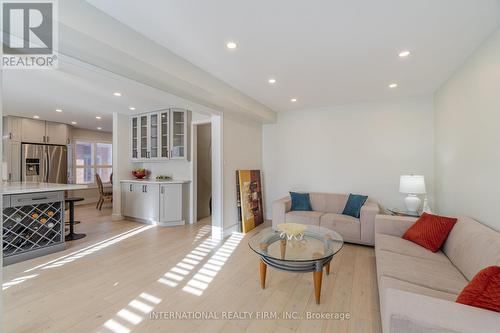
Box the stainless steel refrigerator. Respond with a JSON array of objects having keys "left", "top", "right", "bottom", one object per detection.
[{"left": 21, "top": 144, "right": 67, "bottom": 183}]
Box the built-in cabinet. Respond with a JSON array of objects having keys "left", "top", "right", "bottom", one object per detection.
[
  {"left": 20, "top": 118, "right": 69, "bottom": 145},
  {"left": 2, "top": 116, "right": 71, "bottom": 181},
  {"left": 121, "top": 181, "right": 187, "bottom": 226},
  {"left": 131, "top": 109, "right": 190, "bottom": 162}
]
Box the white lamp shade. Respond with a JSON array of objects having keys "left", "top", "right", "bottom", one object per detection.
[{"left": 399, "top": 175, "right": 426, "bottom": 194}]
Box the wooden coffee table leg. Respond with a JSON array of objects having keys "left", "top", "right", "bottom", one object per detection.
[
  {"left": 280, "top": 239, "right": 287, "bottom": 259},
  {"left": 260, "top": 259, "right": 267, "bottom": 289},
  {"left": 325, "top": 261, "right": 331, "bottom": 275},
  {"left": 313, "top": 270, "right": 323, "bottom": 304}
]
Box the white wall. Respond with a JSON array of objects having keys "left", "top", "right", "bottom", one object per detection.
[
  {"left": 112, "top": 112, "right": 134, "bottom": 219},
  {"left": 435, "top": 27, "right": 500, "bottom": 231},
  {"left": 223, "top": 115, "right": 263, "bottom": 232},
  {"left": 262, "top": 96, "right": 435, "bottom": 219}
]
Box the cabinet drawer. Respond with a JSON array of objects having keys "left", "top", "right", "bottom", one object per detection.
[
  {"left": 3, "top": 195, "right": 11, "bottom": 208},
  {"left": 10, "top": 191, "right": 64, "bottom": 207}
]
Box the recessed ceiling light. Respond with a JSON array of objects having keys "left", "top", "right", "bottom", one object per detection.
[
  {"left": 33, "top": 115, "right": 40, "bottom": 119},
  {"left": 389, "top": 83, "right": 398, "bottom": 88},
  {"left": 129, "top": 107, "right": 136, "bottom": 111},
  {"left": 268, "top": 78, "right": 277, "bottom": 84},
  {"left": 71, "top": 121, "right": 77, "bottom": 125},
  {"left": 97, "top": 127, "right": 102, "bottom": 130},
  {"left": 55, "top": 109, "right": 62, "bottom": 112},
  {"left": 226, "top": 41, "right": 237, "bottom": 49},
  {"left": 290, "top": 98, "right": 297, "bottom": 103},
  {"left": 399, "top": 50, "right": 411, "bottom": 58},
  {"left": 113, "top": 92, "right": 122, "bottom": 97},
  {"left": 96, "top": 116, "right": 102, "bottom": 120}
]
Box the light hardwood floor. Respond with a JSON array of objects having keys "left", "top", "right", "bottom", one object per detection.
[{"left": 3, "top": 204, "right": 381, "bottom": 333}]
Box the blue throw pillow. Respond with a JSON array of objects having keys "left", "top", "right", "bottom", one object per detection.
[
  {"left": 342, "top": 194, "right": 368, "bottom": 218},
  {"left": 290, "top": 192, "right": 312, "bottom": 211}
]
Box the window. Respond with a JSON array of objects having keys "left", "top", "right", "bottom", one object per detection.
[{"left": 74, "top": 141, "right": 112, "bottom": 184}]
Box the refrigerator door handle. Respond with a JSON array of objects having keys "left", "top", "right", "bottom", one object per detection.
[{"left": 45, "top": 149, "right": 50, "bottom": 182}]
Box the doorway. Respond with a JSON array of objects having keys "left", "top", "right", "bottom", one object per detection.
[{"left": 194, "top": 123, "right": 212, "bottom": 222}]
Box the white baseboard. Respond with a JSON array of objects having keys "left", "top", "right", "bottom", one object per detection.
[
  {"left": 223, "top": 223, "right": 240, "bottom": 237},
  {"left": 112, "top": 213, "right": 124, "bottom": 221}
]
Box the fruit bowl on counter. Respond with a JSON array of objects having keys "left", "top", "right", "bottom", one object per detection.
[{"left": 132, "top": 168, "right": 149, "bottom": 179}]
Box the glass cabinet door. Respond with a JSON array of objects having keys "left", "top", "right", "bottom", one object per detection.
[
  {"left": 140, "top": 115, "right": 148, "bottom": 158},
  {"left": 150, "top": 114, "right": 158, "bottom": 158},
  {"left": 170, "top": 109, "right": 185, "bottom": 159},
  {"left": 131, "top": 117, "right": 138, "bottom": 159},
  {"left": 160, "top": 111, "right": 169, "bottom": 158}
]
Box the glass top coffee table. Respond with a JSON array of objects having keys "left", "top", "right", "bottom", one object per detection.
[{"left": 248, "top": 225, "right": 343, "bottom": 304}]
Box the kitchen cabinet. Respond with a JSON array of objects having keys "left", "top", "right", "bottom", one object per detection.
[
  {"left": 3, "top": 116, "right": 22, "bottom": 142},
  {"left": 160, "top": 183, "right": 182, "bottom": 223},
  {"left": 45, "top": 122, "right": 69, "bottom": 145},
  {"left": 3, "top": 141, "right": 21, "bottom": 181},
  {"left": 121, "top": 182, "right": 160, "bottom": 222},
  {"left": 20, "top": 118, "right": 69, "bottom": 145},
  {"left": 121, "top": 180, "right": 187, "bottom": 226},
  {"left": 21, "top": 118, "right": 46, "bottom": 143},
  {"left": 130, "top": 109, "right": 190, "bottom": 161},
  {"left": 2, "top": 117, "right": 22, "bottom": 181}
]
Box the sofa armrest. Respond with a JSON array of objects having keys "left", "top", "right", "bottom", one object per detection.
[
  {"left": 382, "top": 288, "right": 500, "bottom": 333},
  {"left": 272, "top": 197, "right": 291, "bottom": 228},
  {"left": 375, "top": 214, "right": 417, "bottom": 237},
  {"left": 359, "top": 201, "right": 379, "bottom": 245}
]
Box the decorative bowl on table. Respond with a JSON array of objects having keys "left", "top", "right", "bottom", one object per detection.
[
  {"left": 276, "top": 223, "right": 307, "bottom": 241},
  {"left": 132, "top": 168, "right": 148, "bottom": 179}
]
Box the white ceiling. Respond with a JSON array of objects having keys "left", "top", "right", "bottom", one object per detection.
[
  {"left": 2, "top": 57, "right": 213, "bottom": 132},
  {"left": 87, "top": 0, "right": 500, "bottom": 111}
]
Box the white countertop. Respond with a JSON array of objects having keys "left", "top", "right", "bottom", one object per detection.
[
  {"left": 120, "top": 179, "right": 190, "bottom": 184},
  {"left": 1, "top": 182, "right": 88, "bottom": 195}
]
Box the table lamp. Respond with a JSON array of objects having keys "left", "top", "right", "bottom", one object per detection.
[{"left": 399, "top": 175, "right": 426, "bottom": 213}]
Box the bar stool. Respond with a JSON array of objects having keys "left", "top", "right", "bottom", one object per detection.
[{"left": 65, "top": 197, "right": 86, "bottom": 241}]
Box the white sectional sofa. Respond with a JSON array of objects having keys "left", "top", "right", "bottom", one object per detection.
[
  {"left": 375, "top": 214, "right": 500, "bottom": 333},
  {"left": 272, "top": 192, "right": 379, "bottom": 245}
]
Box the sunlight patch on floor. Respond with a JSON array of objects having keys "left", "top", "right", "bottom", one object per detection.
[
  {"left": 158, "top": 237, "right": 220, "bottom": 288},
  {"left": 2, "top": 274, "right": 39, "bottom": 290},
  {"left": 99, "top": 233, "right": 218, "bottom": 332},
  {"left": 182, "top": 232, "right": 244, "bottom": 296},
  {"left": 3, "top": 226, "right": 152, "bottom": 291},
  {"left": 100, "top": 292, "right": 161, "bottom": 333},
  {"left": 193, "top": 224, "right": 211, "bottom": 242}
]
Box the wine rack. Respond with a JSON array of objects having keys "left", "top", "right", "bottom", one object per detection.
[{"left": 2, "top": 192, "right": 65, "bottom": 265}]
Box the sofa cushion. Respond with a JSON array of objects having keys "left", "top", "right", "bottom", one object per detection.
[
  {"left": 376, "top": 249, "right": 468, "bottom": 294},
  {"left": 285, "top": 211, "right": 322, "bottom": 226},
  {"left": 320, "top": 213, "right": 360, "bottom": 242},
  {"left": 376, "top": 233, "right": 450, "bottom": 263},
  {"left": 342, "top": 194, "right": 368, "bottom": 218},
  {"left": 456, "top": 266, "right": 500, "bottom": 312},
  {"left": 443, "top": 216, "right": 500, "bottom": 281},
  {"left": 379, "top": 276, "right": 458, "bottom": 302},
  {"left": 403, "top": 212, "right": 457, "bottom": 252},
  {"left": 289, "top": 192, "right": 312, "bottom": 211},
  {"left": 308, "top": 192, "right": 349, "bottom": 214}
]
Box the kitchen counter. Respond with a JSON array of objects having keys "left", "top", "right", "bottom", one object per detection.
[
  {"left": 1, "top": 182, "right": 88, "bottom": 195},
  {"left": 120, "top": 179, "right": 190, "bottom": 184}
]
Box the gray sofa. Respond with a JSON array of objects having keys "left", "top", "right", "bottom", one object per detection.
[
  {"left": 272, "top": 192, "right": 379, "bottom": 245},
  {"left": 375, "top": 214, "right": 500, "bottom": 333}
]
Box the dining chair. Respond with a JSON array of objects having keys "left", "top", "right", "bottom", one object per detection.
[{"left": 96, "top": 173, "right": 113, "bottom": 210}]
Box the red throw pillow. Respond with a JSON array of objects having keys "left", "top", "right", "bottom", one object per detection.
[
  {"left": 456, "top": 266, "right": 500, "bottom": 312},
  {"left": 402, "top": 212, "right": 457, "bottom": 252}
]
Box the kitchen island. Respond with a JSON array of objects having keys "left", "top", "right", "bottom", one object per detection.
[{"left": 1, "top": 182, "right": 87, "bottom": 265}]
